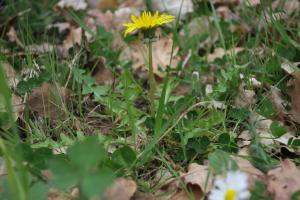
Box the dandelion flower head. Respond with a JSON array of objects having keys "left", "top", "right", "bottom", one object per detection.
[
  {"left": 122, "top": 11, "right": 175, "bottom": 36},
  {"left": 209, "top": 171, "right": 250, "bottom": 200}
]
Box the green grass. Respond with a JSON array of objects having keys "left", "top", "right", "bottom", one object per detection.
[{"left": 1, "top": 0, "right": 300, "bottom": 199}]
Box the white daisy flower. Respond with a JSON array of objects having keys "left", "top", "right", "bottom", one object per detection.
[{"left": 209, "top": 171, "right": 250, "bottom": 200}]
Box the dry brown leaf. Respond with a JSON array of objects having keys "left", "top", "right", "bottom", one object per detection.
[
  {"left": 267, "top": 160, "right": 300, "bottom": 200},
  {"left": 63, "top": 26, "right": 82, "bottom": 53},
  {"left": 156, "top": 163, "right": 212, "bottom": 200},
  {"left": 234, "top": 85, "right": 256, "bottom": 108},
  {"left": 248, "top": 112, "right": 276, "bottom": 145},
  {"left": 247, "top": 112, "right": 297, "bottom": 150},
  {"left": 170, "top": 185, "right": 202, "bottom": 200},
  {"left": 12, "top": 94, "right": 24, "bottom": 120},
  {"left": 6, "top": 26, "right": 17, "bottom": 42},
  {"left": 232, "top": 155, "right": 264, "bottom": 178},
  {"left": 86, "top": 9, "right": 114, "bottom": 33},
  {"left": 7, "top": 26, "right": 24, "bottom": 48},
  {"left": 98, "top": 0, "right": 119, "bottom": 10},
  {"left": 179, "top": 17, "right": 218, "bottom": 49},
  {"left": 169, "top": 163, "right": 212, "bottom": 200},
  {"left": 272, "top": 0, "right": 299, "bottom": 16},
  {"left": 289, "top": 72, "right": 300, "bottom": 124},
  {"left": 28, "top": 83, "right": 70, "bottom": 120},
  {"left": 242, "top": 0, "right": 260, "bottom": 6},
  {"left": 48, "top": 188, "right": 76, "bottom": 200},
  {"left": 207, "top": 47, "right": 244, "bottom": 63},
  {"left": 232, "top": 155, "right": 264, "bottom": 186},
  {"left": 56, "top": 0, "right": 87, "bottom": 10},
  {"left": 182, "top": 163, "right": 213, "bottom": 193},
  {"left": 104, "top": 178, "right": 137, "bottom": 200},
  {"left": 173, "top": 84, "right": 190, "bottom": 96},
  {"left": 87, "top": 0, "right": 144, "bottom": 10},
  {"left": 92, "top": 58, "right": 114, "bottom": 85},
  {"left": 268, "top": 86, "right": 286, "bottom": 117},
  {"left": 113, "top": 7, "right": 140, "bottom": 32},
  {"left": 119, "top": 0, "right": 145, "bottom": 9},
  {"left": 121, "top": 36, "right": 180, "bottom": 78},
  {"left": 2, "top": 62, "right": 18, "bottom": 88},
  {"left": 217, "top": 6, "right": 239, "bottom": 21},
  {"left": 281, "top": 62, "right": 299, "bottom": 75},
  {"left": 152, "top": 0, "right": 193, "bottom": 19},
  {"left": 237, "top": 130, "right": 251, "bottom": 147}
]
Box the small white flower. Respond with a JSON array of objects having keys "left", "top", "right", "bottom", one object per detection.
[{"left": 209, "top": 171, "right": 250, "bottom": 200}]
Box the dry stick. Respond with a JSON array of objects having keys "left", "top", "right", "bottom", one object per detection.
[{"left": 64, "top": 50, "right": 82, "bottom": 88}]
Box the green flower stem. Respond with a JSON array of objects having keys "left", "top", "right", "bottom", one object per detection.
[{"left": 148, "top": 40, "right": 156, "bottom": 116}]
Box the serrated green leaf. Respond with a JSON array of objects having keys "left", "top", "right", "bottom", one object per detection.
[
  {"left": 111, "top": 145, "right": 136, "bottom": 168},
  {"left": 48, "top": 156, "right": 78, "bottom": 190},
  {"left": 208, "top": 150, "right": 238, "bottom": 174},
  {"left": 68, "top": 137, "right": 106, "bottom": 173},
  {"left": 81, "top": 168, "right": 114, "bottom": 198},
  {"left": 270, "top": 122, "right": 287, "bottom": 138}
]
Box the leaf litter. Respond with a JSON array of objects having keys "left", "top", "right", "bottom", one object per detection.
[{"left": 1, "top": 0, "right": 300, "bottom": 199}]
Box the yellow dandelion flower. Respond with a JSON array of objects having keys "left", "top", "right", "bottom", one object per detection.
[{"left": 122, "top": 11, "right": 175, "bottom": 37}]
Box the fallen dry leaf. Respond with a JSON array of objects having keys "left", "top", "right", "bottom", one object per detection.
[
  {"left": 85, "top": 7, "right": 139, "bottom": 39},
  {"left": 28, "top": 83, "right": 71, "bottom": 120},
  {"left": 267, "top": 160, "right": 300, "bottom": 200},
  {"left": 170, "top": 185, "right": 202, "bottom": 200},
  {"left": 272, "top": 0, "right": 299, "bottom": 16},
  {"left": 281, "top": 62, "right": 299, "bottom": 75},
  {"left": 12, "top": 94, "right": 24, "bottom": 120},
  {"left": 173, "top": 84, "right": 190, "bottom": 96},
  {"left": 232, "top": 155, "right": 264, "bottom": 187},
  {"left": 237, "top": 130, "right": 251, "bottom": 147},
  {"left": 87, "top": 0, "right": 144, "bottom": 11},
  {"left": 242, "top": 0, "right": 260, "bottom": 6},
  {"left": 217, "top": 6, "right": 239, "bottom": 21},
  {"left": 56, "top": 0, "right": 87, "bottom": 10},
  {"left": 7, "top": 26, "right": 24, "bottom": 48},
  {"left": 182, "top": 163, "right": 213, "bottom": 195},
  {"left": 48, "top": 188, "right": 76, "bottom": 200},
  {"left": 121, "top": 36, "right": 180, "bottom": 78},
  {"left": 289, "top": 72, "right": 300, "bottom": 124},
  {"left": 113, "top": 7, "right": 140, "bottom": 32},
  {"left": 0, "top": 94, "right": 24, "bottom": 128},
  {"left": 248, "top": 112, "right": 275, "bottom": 145},
  {"left": 207, "top": 47, "right": 244, "bottom": 63},
  {"left": 268, "top": 86, "right": 286, "bottom": 117},
  {"left": 97, "top": 0, "right": 119, "bottom": 10},
  {"left": 86, "top": 9, "right": 114, "bottom": 33},
  {"left": 119, "top": 0, "right": 145, "bottom": 9},
  {"left": 234, "top": 85, "right": 256, "bottom": 108},
  {"left": 105, "top": 178, "right": 137, "bottom": 200},
  {"left": 2, "top": 62, "right": 19, "bottom": 88},
  {"left": 179, "top": 16, "right": 218, "bottom": 49},
  {"left": 152, "top": 0, "right": 193, "bottom": 19},
  {"left": 92, "top": 57, "right": 114, "bottom": 85},
  {"left": 63, "top": 26, "right": 82, "bottom": 54},
  {"left": 156, "top": 163, "right": 212, "bottom": 200},
  {"left": 169, "top": 163, "right": 213, "bottom": 200}
]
